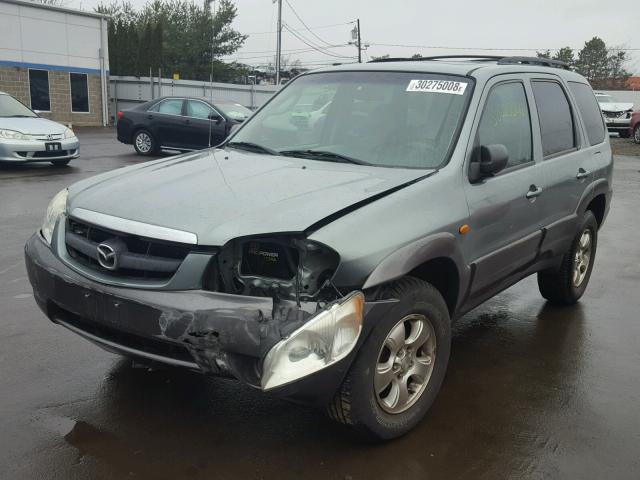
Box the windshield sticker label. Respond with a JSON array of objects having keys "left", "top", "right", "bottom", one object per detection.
[{"left": 406, "top": 79, "right": 468, "bottom": 95}]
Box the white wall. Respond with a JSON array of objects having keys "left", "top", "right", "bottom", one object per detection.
[
  {"left": 0, "top": 0, "right": 107, "bottom": 73},
  {"left": 110, "top": 76, "right": 279, "bottom": 116}
]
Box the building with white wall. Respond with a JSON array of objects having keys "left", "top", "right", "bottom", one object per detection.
[{"left": 0, "top": 0, "right": 109, "bottom": 126}]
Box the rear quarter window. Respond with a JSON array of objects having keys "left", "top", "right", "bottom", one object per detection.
[{"left": 568, "top": 82, "right": 606, "bottom": 146}]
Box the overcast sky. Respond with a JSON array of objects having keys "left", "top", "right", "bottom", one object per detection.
[{"left": 74, "top": 0, "right": 639, "bottom": 74}]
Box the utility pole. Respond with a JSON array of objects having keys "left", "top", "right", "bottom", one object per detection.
[
  {"left": 275, "top": 0, "right": 282, "bottom": 85},
  {"left": 350, "top": 20, "right": 363, "bottom": 63},
  {"left": 209, "top": 0, "right": 216, "bottom": 100},
  {"left": 356, "top": 18, "right": 362, "bottom": 63}
]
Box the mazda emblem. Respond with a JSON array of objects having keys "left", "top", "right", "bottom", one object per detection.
[{"left": 97, "top": 243, "right": 118, "bottom": 271}]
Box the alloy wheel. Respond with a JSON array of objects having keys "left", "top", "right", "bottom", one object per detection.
[
  {"left": 572, "top": 229, "right": 592, "bottom": 287},
  {"left": 375, "top": 314, "right": 436, "bottom": 414},
  {"left": 135, "top": 132, "right": 152, "bottom": 153}
]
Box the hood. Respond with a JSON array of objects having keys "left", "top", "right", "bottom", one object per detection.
[
  {"left": 68, "top": 149, "right": 434, "bottom": 245},
  {"left": 0, "top": 117, "right": 67, "bottom": 135},
  {"left": 599, "top": 102, "right": 634, "bottom": 112}
]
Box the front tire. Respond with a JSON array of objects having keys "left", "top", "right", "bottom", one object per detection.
[
  {"left": 327, "top": 277, "right": 451, "bottom": 440},
  {"left": 133, "top": 129, "right": 157, "bottom": 156},
  {"left": 537, "top": 210, "right": 598, "bottom": 305},
  {"left": 633, "top": 125, "right": 640, "bottom": 144}
]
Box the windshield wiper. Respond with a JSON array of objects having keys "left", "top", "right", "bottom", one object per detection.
[
  {"left": 226, "top": 141, "right": 278, "bottom": 155},
  {"left": 4, "top": 115, "right": 35, "bottom": 118},
  {"left": 279, "top": 149, "right": 371, "bottom": 165}
]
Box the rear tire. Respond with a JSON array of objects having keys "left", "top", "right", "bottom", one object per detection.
[
  {"left": 50, "top": 160, "right": 70, "bottom": 167},
  {"left": 133, "top": 129, "right": 158, "bottom": 156},
  {"left": 537, "top": 210, "right": 598, "bottom": 305},
  {"left": 327, "top": 277, "right": 451, "bottom": 440}
]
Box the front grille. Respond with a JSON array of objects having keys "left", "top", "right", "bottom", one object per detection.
[
  {"left": 17, "top": 150, "right": 72, "bottom": 158},
  {"left": 603, "top": 111, "right": 630, "bottom": 119},
  {"left": 32, "top": 133, "right": 63, "bottom": 141},
  {"left": 50, "top": 303, "right": 195, "bottom": 364},
  {"left": 65, "top": 217, "right": 191, "bottom": 281}
]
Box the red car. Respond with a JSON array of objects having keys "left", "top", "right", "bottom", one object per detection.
[{"left": 631, "top": 111, "right": 640, "bottom": 143}]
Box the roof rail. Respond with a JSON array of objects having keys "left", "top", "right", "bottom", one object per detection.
[
  {"left": 368, "top": 55, "right": 503, "bottom": 63},
  {"left": 497, "top": 56, "right": 572, "bottom": 70},
  {"left": 367, "top": 54, "right": 572, "bottom": 70}
]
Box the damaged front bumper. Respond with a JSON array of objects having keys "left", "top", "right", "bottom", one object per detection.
[{"left": 25, "top": 233, "right": 394, "bottom": 404}]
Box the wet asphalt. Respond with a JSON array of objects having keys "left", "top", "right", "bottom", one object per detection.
[{"left": 1, "top": 129, "right": 639, "bottom": 479}]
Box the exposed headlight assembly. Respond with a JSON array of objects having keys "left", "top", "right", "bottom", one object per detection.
[
  {"left": 261, "top": 291, "right": 365, "bottom": 390},
  {"left": 41, "top": 188, "right": 68, "bottom": 244},
  {"left": 0, "top": 129, "right": 30, "bottom": 141},
  {"left": 63, "top": 127, "right": 75, "bottom": 139}
]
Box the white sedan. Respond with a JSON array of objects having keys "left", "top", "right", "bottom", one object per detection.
[{"left": 0, "top": 91, "right": 79, "bottom": 166}]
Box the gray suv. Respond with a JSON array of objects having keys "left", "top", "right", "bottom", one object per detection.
[{"left": 25, "top": 56, "right": 612, "bottom": 440}]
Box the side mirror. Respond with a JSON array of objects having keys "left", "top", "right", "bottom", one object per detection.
[
  {"left": 469, "top": 144, "right": 509, "bottom": 182},
  {"left": 209, "top": 113, "right": 224, "bottom": 124}
]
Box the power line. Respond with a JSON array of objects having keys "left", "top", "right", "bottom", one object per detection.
[
  {"left": 283, "top": 22, "right": 355, "bottom": 59},
  {"left": 226, "top": 44, "right": 352, "bottom": 56},
  {"left": 239, "top": 59, "right": 357, "bottom": 69},
  {"left": 244, "top": 21, "right": 354, "bottom": 36},
  {"left": 224, "top": 45, "right": 354, "bottom": 62},
  {"left": 284, "top": 0, "right": 335, "bottom": 48}
]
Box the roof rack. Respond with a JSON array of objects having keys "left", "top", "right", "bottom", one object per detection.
[
  {"left": 496, "top": 56, "right": 572, "bottom": 70},
  {"left": 368, "top": 55, "right": 572, "bottom": 70},
  {"left": 369, "top": 55, "right": 503, "bottom": 63}
]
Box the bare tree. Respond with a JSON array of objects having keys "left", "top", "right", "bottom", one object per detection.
[{"left": 33, "top": 0, "right": 70, "bottom": 5}]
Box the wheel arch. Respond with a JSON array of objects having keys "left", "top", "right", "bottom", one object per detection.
[
  {"left": 577, "top": 178, "right": 610, "bottom": 229},
  {"left": 585, "top": 193, "right": 606, "bottom": 227},
  {"left": 362, "top": 232, "right": 470, "bottom": 318},
  {"left": 132, "top": 126, "right": 153, "bottom": 142}
]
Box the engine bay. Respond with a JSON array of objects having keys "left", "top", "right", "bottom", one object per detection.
[{"left": 207, "top": 236, "right": 342, "bottom": 306}]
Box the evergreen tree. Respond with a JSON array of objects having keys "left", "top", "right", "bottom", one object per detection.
[{"left": 96, "top": 0, "right": 247, "bottom": 81}]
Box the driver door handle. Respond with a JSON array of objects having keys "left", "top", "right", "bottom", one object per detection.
[
  {"left": 526, "top": 185, "right": 543, "bottom": 199},
  {"left": 576, "top": 168, "right": 591, "bottom": 179}
]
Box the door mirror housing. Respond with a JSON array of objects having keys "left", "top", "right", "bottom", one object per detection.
[
  {"left": 209, "top": 113, "right": 224, "bottom": 124},
  {"left": 469, "top": 144, "right": 509, "bottom": 182}
]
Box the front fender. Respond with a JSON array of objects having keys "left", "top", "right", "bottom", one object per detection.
[{"left": 362, "top": 232, "right": 470, "bottom": 306}]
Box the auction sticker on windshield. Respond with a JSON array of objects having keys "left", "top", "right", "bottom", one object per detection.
[{"left": 406, "top": 79, "right": 468, "bottom": 95}]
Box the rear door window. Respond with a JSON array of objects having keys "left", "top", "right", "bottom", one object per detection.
[
  {"left": 531, "top": 81, "right": 576, "bottom": 157},
  {"left": 477, "top": 81, "right": 533, "bottom": 169},
  {"left": 156, "top": 99, "right": 184, "bottom": 116},
  {"left": 568, "top": 82, "right": 606, "bottom": 146}
]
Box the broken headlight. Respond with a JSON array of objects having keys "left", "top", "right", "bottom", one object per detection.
[
  {"left": 213, "top": 237, "right": 340, "bottom": 301},
  {"left": 41, "top": 188, "right": 68, "bottom": 244},
  {"left": 261, "top": 291, "right": 364, "bottom": 390}
]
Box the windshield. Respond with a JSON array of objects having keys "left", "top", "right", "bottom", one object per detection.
[
  {"left": 229, "top": 71, "right": 473, "bottom": 169},
  {"left": 596, "top": 94, "right": 615, "bottom": 104},
  {"left": 217, "top": 102, "right": 252, "bottom": 121},
  {"left": 0, "top": 94, "right": 37, "bottom": 118}
]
